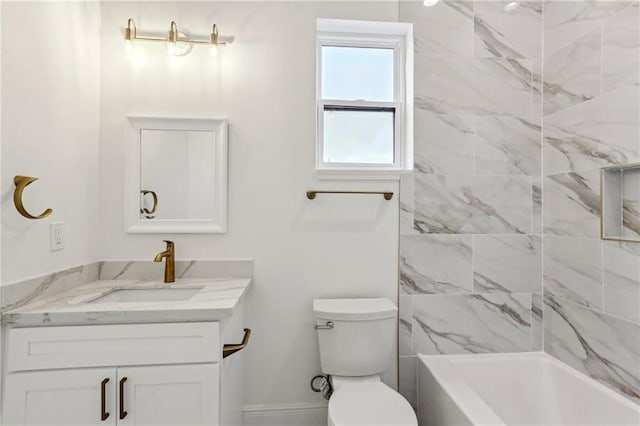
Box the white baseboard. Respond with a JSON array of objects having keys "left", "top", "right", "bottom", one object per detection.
[{"left": 243, "top": 402, "right": 328, "bottom": 426}]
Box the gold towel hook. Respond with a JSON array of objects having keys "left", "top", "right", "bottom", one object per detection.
[{"left": 13, "top": 175, "right": 53, "bottom": 220}]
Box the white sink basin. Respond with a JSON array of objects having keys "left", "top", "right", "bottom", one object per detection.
[{"left": 89, "top": 287, "right": 202, "bottom": 304}]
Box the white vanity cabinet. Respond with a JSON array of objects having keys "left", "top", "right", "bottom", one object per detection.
[
  {"left": 5, "top": 368, "right": 117, "bottom": 426},
  {"left": 5, "top": 364, "right": 219, "bottom": 425},
  {"left": 115, "top": 364, "right": 219, "bottom": 425},
  {"left": 2, "top": 310, "right": 246, "bottom": 426}
]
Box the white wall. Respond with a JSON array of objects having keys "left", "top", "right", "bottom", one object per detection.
[
  {"left": 99, "top": 0, "right": 401, "bottom": 416},
  {"left": 0, "top": 3, "right": 4, "bottom": 422},
  {"left": 1, "top": 1, "right": 101, "bottom": 284}
]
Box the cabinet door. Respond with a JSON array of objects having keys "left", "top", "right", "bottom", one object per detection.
[
  {"left": 3, "top": 368, "right": 116, "bottom": 426},
  {"left": 116, "top": 364, "right": 219, "bottom": 426}
]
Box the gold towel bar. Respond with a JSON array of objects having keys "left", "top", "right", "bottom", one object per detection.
[
  {"left": 13, "top": 175, "right": 53, "bottom": 220},
  {"left": 306, "top": 190, "right": 393, "bottom": 201}
]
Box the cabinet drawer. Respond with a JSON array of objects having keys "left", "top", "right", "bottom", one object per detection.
[{"left": 7, "top": 322, "right": 220, "bottom": 372}]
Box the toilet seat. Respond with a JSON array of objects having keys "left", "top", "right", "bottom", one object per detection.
[{"left": 328, "top": 382, "right": 417, "bottom": 426}]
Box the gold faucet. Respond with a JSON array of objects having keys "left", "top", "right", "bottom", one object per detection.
[{"left": 154, "top": 240, "right": 175, "bottom": 283}]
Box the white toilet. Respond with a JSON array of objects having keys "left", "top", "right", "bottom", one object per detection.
[{"left": 313, "top": 298, "right": 418, "bottom": 426}]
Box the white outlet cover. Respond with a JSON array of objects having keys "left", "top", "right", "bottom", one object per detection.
[{"left": 50, "top": 222, "right": 64, "bottom": 251}]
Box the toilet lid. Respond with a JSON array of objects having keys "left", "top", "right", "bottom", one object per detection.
[{"left": 328, "top": 382, "right": 417, "bottom": 426}]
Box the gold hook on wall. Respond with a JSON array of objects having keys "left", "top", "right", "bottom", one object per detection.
[{"left": 13, "top": 175, "right": 53, "bottom": 220}]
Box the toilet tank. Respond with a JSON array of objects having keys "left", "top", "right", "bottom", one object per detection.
[{"left": 313, "top": 298, "right": 397, "bottom": 377}]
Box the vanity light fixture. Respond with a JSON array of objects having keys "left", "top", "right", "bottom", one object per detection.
[
  {"left": 124, "top": 18, "right": 228, "bottom": 57},
  {"left": 423, "top": 0, "right": 440, "bottom": 6}
]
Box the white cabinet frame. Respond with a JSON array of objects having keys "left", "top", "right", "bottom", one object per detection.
[{"left": 125, "top": 116, "right": 228, "bottom": 233}]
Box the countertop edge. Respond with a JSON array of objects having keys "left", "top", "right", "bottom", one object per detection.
[{"left": 2, "top": 278, "right": 253, "bottom": 327}]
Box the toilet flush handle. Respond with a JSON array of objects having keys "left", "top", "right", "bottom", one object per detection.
[{"left": 314, "top": 321, "right": 334, "bottom": 330}]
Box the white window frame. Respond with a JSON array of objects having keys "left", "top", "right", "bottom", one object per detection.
[{"left": 316, "top": 18, "right": 413, "bottom": 179}]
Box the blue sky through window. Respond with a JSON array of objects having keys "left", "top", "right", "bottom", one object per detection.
[{"left": 322, "top": 46, "right": 394, "bottom": 101}]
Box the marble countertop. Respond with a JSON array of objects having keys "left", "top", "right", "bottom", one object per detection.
[{"left": 2, "top": 278, "right": 252, "bottom": 326}]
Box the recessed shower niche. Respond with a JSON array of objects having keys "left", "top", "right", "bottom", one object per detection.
[{"left": 601, "top": 163, "right": 640, "bottom": 243}]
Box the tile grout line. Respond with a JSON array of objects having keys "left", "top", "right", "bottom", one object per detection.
[{"left": 541, "top": 0, "right": 546, "bottom": 353}]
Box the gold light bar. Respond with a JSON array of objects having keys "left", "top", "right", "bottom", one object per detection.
[{"left": 124, "top": 18, "right": 228, "bottom": 56}]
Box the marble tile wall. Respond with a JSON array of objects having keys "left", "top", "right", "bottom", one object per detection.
[
  {"left": 98, "top": 260, "right": 254, "bottom": 281},
  {"left": 542, "top": 1, "right": 640, "bottom": 404},
  {"left": 398, "top": 0, "right": 543, "bottom": 409},
  {"left": 400, "top": 0, "right": 640, "bottom": 407}
]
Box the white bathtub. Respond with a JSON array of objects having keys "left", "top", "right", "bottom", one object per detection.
[{"left": 418, "top": 352, "right": 640, "bottom": 426}]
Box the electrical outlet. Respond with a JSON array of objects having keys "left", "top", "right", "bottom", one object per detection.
[{"left": 50, "top": 222, "right": 64, "bottom": 251}]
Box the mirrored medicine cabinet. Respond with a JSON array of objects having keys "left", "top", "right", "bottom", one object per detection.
[{"left": 125, "top": 116, "right": 228, "bottom": 233}]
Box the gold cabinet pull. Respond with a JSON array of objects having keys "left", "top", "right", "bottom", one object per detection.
[
  {"left": 223, "top": 328, "right": 252, "bottom": 359},
  {"left": 100, "top": 378, "right": 110, "bottom": 421},
  {"left": 119, "top": 377, "right": 128, "bottom": 419},
  {"left": 13, "top": 176, "right": 53, "bottom": 219}
]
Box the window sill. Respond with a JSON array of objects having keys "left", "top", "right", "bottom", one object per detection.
[{"left": 315, "top": 168, "right": 410, "bottom": 181}]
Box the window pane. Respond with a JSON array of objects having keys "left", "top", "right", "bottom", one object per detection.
[
  {"left": 323, "top": 108, "right": 395, "bottom": 164},
  {"left": 322, "top": 46, "right": 394, "bottom": 102}
]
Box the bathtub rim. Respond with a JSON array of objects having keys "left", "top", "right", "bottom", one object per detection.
[
  {"left": 418, "top": 353, "right": 506, "bottom": 426},
  {"left": 417, "top": 351, "right": 640, "bottom": 425}
]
